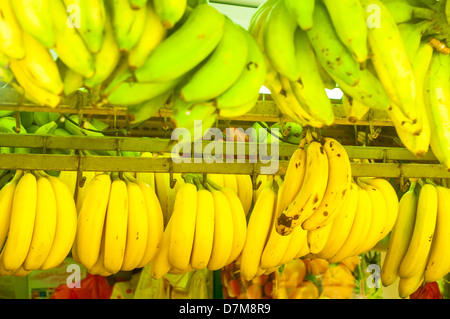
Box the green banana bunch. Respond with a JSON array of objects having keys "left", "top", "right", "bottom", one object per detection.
[
  {"left": 111, "top": 0, "right": 147, "bottom": 53},
  {"left": 306, "top": 2, "right": 361, "bottom": 87},
  {"left": 179, "top": 17, "right": 248, "bottom": 103},
  {"left": 134, "top": 4, "right": 225, "bottom": 83},
  {"left": 33, "top": 121, "right": 58, "bottom": 136}
]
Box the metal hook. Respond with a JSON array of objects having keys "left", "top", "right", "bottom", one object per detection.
[{"left": 169, "top": 164, "right": 177, "bottom": 189}]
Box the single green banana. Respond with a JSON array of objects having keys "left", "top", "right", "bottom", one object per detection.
[
  {"left": 170, "top": 93, "right": 218, "bottom": 139},
  {"left": 0, "top": 0, "right": 26, "bottom": 60},
  {"left": 263, "top": 0, "right": 300, "bottom": 82},
  {"left": 65, "top": 0, "right": 106, "bottom": 54},
  {"left": 218, "top": 94, "right": 259, "bottom": 119},
  {"left": 106, "top": 75, "right": 184, "bottom": 105},
  {"left": 425, "top": 52, "right": 450, "bottom": 171},
  {"left": 384, "top": 0, "right": 437, "bottom": 23},
  {"left": 128, "top": 2, "right": 168, "bottom": 70},
  {"left": 84, "top": 10, "right": 121, "bottom": 90},
  {"left": 0, "top": 116, "right": 26, "bottom": 134},
  {"left": 51, "top": 0, "right": 95, "bottom": 78},
  {"left": 134, "top": 4, "right": 225, "bottom": 83},
  {"left": 153, "top": 0, "right": 187, "bottom": 29},
  {"left": 33, "top": 121, "right": 58, "bottom": 135},
  {"left": 25, "top": 124, "right": 39, "bottom": 134},
  {"left": 291, "top": 28, "right": 335, "bottom": 126},
  {"left": 33, "top": 112, "right": 51, "bottom": 127},
  {"left": 126, "top": 90, "right": 173, "bottom": 124},
  {"left": 111, "top": 0, "right": 147, "bottom": 53},
  {"left": 180, "top": 17, "right": 248, "bottom": 103},
  {"left": 306, "top": 2, "right": 360, "bottom": 87},
  {"left": 398, "top": 20, "right": 434, "bottom": 62},
  {"left": 11, "top": 0, "right": 56, "bottom": 49},
  {"left": 284, "top": 0, "right": 315, "bottom": 31},
  {"left": 215, "top": 28, "right": 266, "bottom": 109},
  {"left": 19, "top": 112, "right": 34, "bottom": 129},
  {"left": 0, "top": 110, "right": 15, "bottom": 118},
  {"left": 100, "top": 57, "right": 134, "bottom": 97},
  {"left": 332, "top": 67, "right": 390, "bottom": 110},
  {"left": 322, "top": 0, "right": 369, "bottom": 63},
  {"left": 361, "top": 0, "right": 418, "bottom": 123}
]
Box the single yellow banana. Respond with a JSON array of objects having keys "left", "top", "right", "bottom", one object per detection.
[
  {"left": 0, "top": 0, "right": 25, "bottom": 60},
  {"left": 190, "top": 181, "right": 215, "bottom": 270},
  {"left": 328, "top": 184, "right": 373, "bottom": 263},
  {"left": 121, "top": 181, "right": 149, "bottom": 271},
  {"left": 136, "top": 180, "right": 164, "bottom": 268},
  {"left": 307, "top": 220, "right": 334, "bottom": 255},
  {"left": 276, "top": 140, "right": 329, "bottom": 236},
  {"left": 222, "top": 174, "right": 238, "bottom": 196},
  {"left": 0, "top": 170, "right": 23, "bottom": 251},
  {"left": 280, "top": 223, "right": 309, "bottom": 265},
  {"left": 398, "top": 268, "right": 425, "bottom": 299},
  {"left": 207, "top": 187, "right": 234, "bottom": 271},
  {"left": 424, "top": 186, "right": 450, "bottom": 282},
  {"left": 222, "top": 187, "right": 247, "bottom": 266},
  {"left": 103, "top": 177, "right": 128, "bottom": 274},
  {"left": 150, "top": 218, "right": 173, "bottom": 279},
  {"left": 381, "top": 181, "right": 418, "bottom": 287},
  {"left": 153, "top": 0, "right": 187, "bottom": 29},
  {"left": 235, "top": 174, "right": 253, "bottom": 216},
  {"left": 342, "top": 95, "right": 371, "bottom": 123},
  {"left": 23, "top": 175, "right": 57, "bottom": 271},
  {"left": 9, "top": 59, "right": 61, "bottom": 108},
  {"left": 154, "top": 172, "right": 178, "bottom": 225},
  {"left": 240, "top": 180, "right": 276, "bottom": 281},
  {"left": 168, "top": 181, "right": 197, "bottom": 271},
  {"left": 76, "top": 173, "right": 111, "bottom": 270},
  {"left": 2, "top": 172, "right": 37, "bottom": 272},
  {"left": 317, "top": 182, "right": 359, "bottom": 260},
  {"left": 360, "top": 178, "right": 399, "bottom": 240},
  {"left": 75, "top": 171, "right": 97, "bottom": 213},
  {"left": 40, "top": 175, "right": 78, "bottom": 270},
  {"left": 399, "top": 183, "right": 438, "bottom": 279},
  {"left": 57, "top": 170, "right": 77, "bottom": 198},
  {"left": 11, "top": 0, "right": 55, "bottom": 49},
  {"left": 302, "top": 138, "right": 352, "bottom": 231},
  {"left": 355, "top": 179, "right": 389, "bottom": 254},
  {"left": 128, "top": 2, "right": 167, "bottom": 70}
]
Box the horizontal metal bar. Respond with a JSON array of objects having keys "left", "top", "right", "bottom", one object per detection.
[
  {"left": 0, "top": 87, "right": 394, "bottom": 126},
  {"left": 0, "top": 133, "right": 438, "bottom": 162},
  {"left": 0, "top": 153, "right": 447, "bottom": 178}
]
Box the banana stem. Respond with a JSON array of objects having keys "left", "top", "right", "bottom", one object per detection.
[{"left": 123, "top": 172, "right": 137, "bottom": 184}]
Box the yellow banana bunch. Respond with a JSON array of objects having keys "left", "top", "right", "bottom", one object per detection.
[
  {"left": 148, "top": 174, "right": 246, "bottom": 278},
  {"left": 0, "top": 170, "right": 77, "bottom": 275}
]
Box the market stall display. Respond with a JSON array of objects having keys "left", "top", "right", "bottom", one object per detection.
[{"left": 0, "top": 0, "right": 449, "bottom": 300}]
